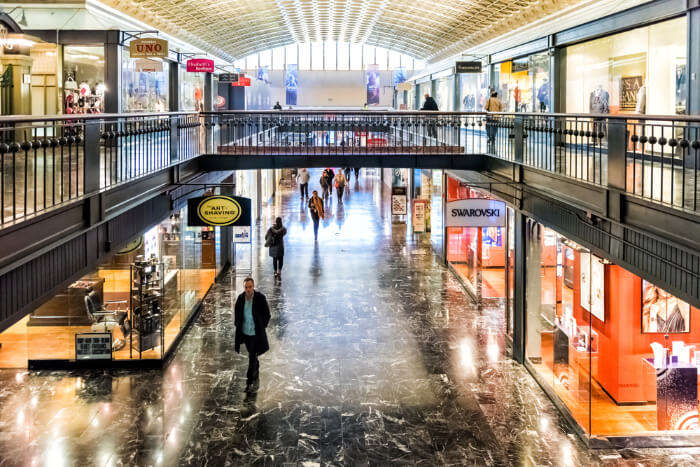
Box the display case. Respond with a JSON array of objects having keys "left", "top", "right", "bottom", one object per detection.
[{"left": 129, "top": 256, "right": 164, "bottom": 358}]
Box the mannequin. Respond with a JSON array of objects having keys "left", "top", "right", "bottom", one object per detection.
[
  {"left": 635, "top": 82, "right": 646, "bottom": 114},
  {"left": 537, "top": 78, "right": 550, "bottom": 112},
  {"left": 589, "top": 84, "right": 610, "bottom": 114}
]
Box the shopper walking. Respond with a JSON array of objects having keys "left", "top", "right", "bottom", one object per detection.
[
  {"left": 325, "top": 168, "right": 335, "bottom": 196},
  {"left": 265, "top": 217, "right": 287, "bottom": 278},
  {"left": 308, "top": 190, "right": 325, "bottom": 240},
  {"left": 354, "top": 167, "right": 360, "bottom": 179},
  {"left": 343, "top": 167, "right": 352, "bottom": 183},
  {"left": 484, "top": 91, "right": 503, "bottom": 145},
  {"left": 320, "top": 169, "right": 330, "bottom": 198},
  {"left": 334, "top": 170, "right": 347, "bottom": 203},
  {"left": 234, "top": 277, "right": 271, "bottom": 394},
  {"left": 421, "top": 93, "right": 439, "bottom": 138},
  {"left": 297, "top": 168, "right": 310, "bottom": 198},
  {"left": 273, "top": 101, "right": 282, "bottom": 110}
]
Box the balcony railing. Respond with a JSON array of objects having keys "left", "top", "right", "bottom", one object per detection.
[
  {"left": 0, "top": 110, "right": 698, "bottom": 231},
  {"left": 0, "top": 112, "right": 200, "bottom": 227}
]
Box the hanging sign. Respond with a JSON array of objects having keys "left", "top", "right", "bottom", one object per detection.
[
  {"left": 129, "top": 38, "right": 168, "bottom": 58},
  {"left": 135, "top": 59, "right": 163, "bottom": 73},
  {"left": 186, "top": 58, "right": 214, "bottom": 73},
  {"left": 187, "top": 195, "right": 252, "bottom": 227},
  {"left": 218, "top": 73, "right": 239, "bottom": 83},
  {"left": 231, "top": 76, "right": 251, "bottom": 87},
  {"left": 445, "top": 199, "right": 506, "bottom": 227},
  {"left": 455, "top": 61, "right": 483, "bottom": 73},
  {"left": 397, "top": 81, "right": 413, "bottom": 92},
  {"left": 412, "top": 199, "right": 427, "bottom": 232}
]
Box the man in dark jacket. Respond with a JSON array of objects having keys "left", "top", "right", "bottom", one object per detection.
[
  {"left": 234, "top": 277, "right": 271, "bottom": 393},
  {"left": 421, "top": 93, "right": 439, "bottom": 137}
]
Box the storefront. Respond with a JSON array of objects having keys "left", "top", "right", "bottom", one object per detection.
[
  {"left": 180, "top": 67, "right": 205, "bottom": 111},
  {"left": 0, "top": 203, "right": 226, "bottom": 369},
  {"left": 459, "top": 67, "right": 489, "bottom": 112},
  {"left": 564, "top": 16, "right": 688, "bottom": 115},
  {"left": 62, "top": 45, "right": 106, "bottom": 114},
  {"left": 445, "top": 175, "right": 515, "bottom": 336},
  {"left": 493, "top": 52, "right": 550, "bottom": 113},
  {"left": 434, "top": 75, "right": 454, "bottom": 111},
  {"left": 121, "top": 44, "right": 170, "bottom": 113},
  {"left": 524, "top": 218, "right": 700, "bottom": 439}
]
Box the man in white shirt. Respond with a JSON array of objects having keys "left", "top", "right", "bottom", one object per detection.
[{"left": 297, "top": 168, "right": 310, "bottom": 198}]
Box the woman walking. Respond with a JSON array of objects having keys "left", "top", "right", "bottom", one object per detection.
[
  {"left": 334, "top": 170, "right": 347, "bottom": 203},
  {"left": 265, "top": 217, "right": 287, "bottom": 278},
  {"left": 308, "top": 190, "right": 325, "bottom": 241}
]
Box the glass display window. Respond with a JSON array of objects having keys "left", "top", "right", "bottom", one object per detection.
[
  {"left": 493, "top": 52, "right": 549, "bottom": 113},
  {"left": 565, "top": 16, "right": 687, "bottom": 115},
  {"left": 525, "top": 218, "right": 700, "bottom": 440},
  {"left": 435, "top": 76, "right": 454, "bottom": 111},
  {"left": 62, "top": 45, "right": 105, "bottom": 114},
  {"left": 121, "top": 49, "right": 169, "bottom": 113},
  {"left": 0, "top": 205, "right": 224, "bottom": 368},
  {"left": 459, "top": 68, "right": 489, "bottom": 112},
  {"left": 180, "top": 68, "right": 205, "bottom": 111}
]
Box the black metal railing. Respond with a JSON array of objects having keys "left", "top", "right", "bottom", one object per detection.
[
  {"left": 1, "top": 109, "right": 698, "bottom": 230},
  {"left": 0, "top": 112, "right": 199, "bottom": 227}
]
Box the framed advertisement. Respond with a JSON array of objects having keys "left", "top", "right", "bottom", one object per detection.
[
  {"left": 620, "top": 75, "right": 643, "bottom": 111},
  {"left": 642, "top": 280, "right": 690, "bottom": 333},
  {"left": 590, "top": 256, "right": 605, "bottom": 322},
  {"left": 580, "top": 252, "right": 590, "bottom": 312}
]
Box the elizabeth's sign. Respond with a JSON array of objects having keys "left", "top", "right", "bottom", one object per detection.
[
  {"left": 187, "top": 195, "right": 251, "bottom": 227},
  {"left": 445, "top": 199, "right": 506, "bottom": 227},
  {"left": 130, "top": 38, "right": 168, "bottom": 58}
]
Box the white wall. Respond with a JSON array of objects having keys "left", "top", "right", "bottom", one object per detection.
[{"left": 245, "top": 69, "right": 394, "bottom": 108}]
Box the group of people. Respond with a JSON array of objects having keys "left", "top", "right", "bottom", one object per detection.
[{"left": 421, "top": 91, "right": 502, "bottom": 144}]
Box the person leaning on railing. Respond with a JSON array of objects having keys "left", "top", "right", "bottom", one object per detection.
[{"left": 484, "top": 91, "right": 502, "bottom": 144}]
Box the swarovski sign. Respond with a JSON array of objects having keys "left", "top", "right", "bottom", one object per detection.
[{"left": 445, "top": 199, "right": 506, "bottom": 227}]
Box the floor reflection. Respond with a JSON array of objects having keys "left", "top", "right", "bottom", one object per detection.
[{"left": 0, "top": 168, "right": 698, "bottom": 465}]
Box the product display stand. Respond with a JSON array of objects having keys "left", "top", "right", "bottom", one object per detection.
[{"left": 129, "top": 256, "right": 165, "bottom": 359}]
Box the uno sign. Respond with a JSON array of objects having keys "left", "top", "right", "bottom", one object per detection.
[
  {"left": 130, "top": 38, "right": 168, "bottom": 58},
  {"left": 445, "top": 199, "right": 506, "bottom": 227}
]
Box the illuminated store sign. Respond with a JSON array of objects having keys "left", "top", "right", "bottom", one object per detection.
[
  {"left": 446, "top": 199, "right": 506, "bottom": 227},
  {"left": 187, "top": 195, "right": 251, "bottom": 227},
  {"left": 455, "top": 61, "right": 483, "bottom": 73},
  {"left": 129, "top": 38, "right": 168, "bottom": 58}
]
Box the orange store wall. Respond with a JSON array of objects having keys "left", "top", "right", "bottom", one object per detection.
[{"left": 576, "top": 264, "right": 700, "bottom": 403}]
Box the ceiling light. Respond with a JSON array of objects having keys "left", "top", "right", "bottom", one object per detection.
[{"left": 18, "top": 10, "right": 28, "bottom": 27}]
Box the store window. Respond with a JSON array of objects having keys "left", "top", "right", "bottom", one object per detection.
[
  {"left": 121, "top": 51, "right": 169, "bottom": 112},
  {"left": 180, "top": 68, "right": 205, "bottom": 111},
  {"left": 493, "top": 52, "right": 550, "bottom": 113},
  {"left": 0, "top": 205, "right": 224, "bottom": 368},
  {"left": 460, "top": 68, "right": 489, "bottom": 112},
  {"left": 525, "top": 219, "right": 700, "bottom": 438},
  {"left": 63, "top": 45, "right": 105, "bottom": 114},
  {"left": 435, "top": 76, "right": 454, "bottom": 111},
  {"left": 565, "top": 17, "right": 687, "bottom": 115}
]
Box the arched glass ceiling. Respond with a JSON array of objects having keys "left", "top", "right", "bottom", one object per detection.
[
  {"left": 102, "top": 0, "right": 582, "bottom": 63},
  {"left": 233, "top": 42, "right": 425, "bottom": 72}
]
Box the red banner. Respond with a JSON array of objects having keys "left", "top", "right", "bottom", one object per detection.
[
  {"left": 186, "top": 58, "right": 214, "bottom": 73},
  {"left": 231, "top": 76, "right": 251, "bottom": 86}
]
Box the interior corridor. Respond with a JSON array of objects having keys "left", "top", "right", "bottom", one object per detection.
[{"left": 0, "top": 169, "right": 696, "bottom": 466}]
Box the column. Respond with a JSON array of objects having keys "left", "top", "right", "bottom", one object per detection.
[
  {"left": 688, "top": 5, "right": 700, "bottom": 115},
  {"left": 203, "top": 72, "right": 214, "bottom": 112},
  {"left": 169, "top": 58, "right": 180, "bottom": 111},
  {"left": 104, "top": 30, "right": 122, "bottom": 114},
  {"left": 512, "top": 211, "right": 527, "bottom": 363}
]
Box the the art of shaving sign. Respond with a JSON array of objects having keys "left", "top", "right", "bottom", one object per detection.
[{"left": 445, "top": 199, "right": 506, "bottom": 227}]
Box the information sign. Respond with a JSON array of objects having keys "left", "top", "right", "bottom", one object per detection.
[
  {"left": 75, "top": 333, "right": 112, "bottom": 360},
  {"left": 391, "top": 187, "right": 408, "bottom": 216}
]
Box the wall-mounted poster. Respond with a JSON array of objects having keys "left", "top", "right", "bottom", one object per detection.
[
  {"left": 285, "top": 64, "right": 298, "bottom": 106},
  {"left": 580, "top": 251, "right": 590, "bottom": 312},
  {"left": 620, "top": 75, "right": 643, "bottom": 111},
  {"left": 642, "top": 280, "right": 690, "bottom": 333},
  {"left": 590, "top": 256, "right": 605, "bottom": 322},
  {"left": 366, "top": 65, "right": 380, "bottom": 105}
]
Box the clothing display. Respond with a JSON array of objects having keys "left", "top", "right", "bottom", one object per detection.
[
  {"left": 462, "top": 94, "right": 476, "bottom": 111},
  {"left": 589, "top": 86, "right": 610, "bottom": 114},
  {"left": 537, "top": 80, "right": 550, "bottom": 112},
  {"left": 636, "top": 85, "right": 646, "bottom": 114}
]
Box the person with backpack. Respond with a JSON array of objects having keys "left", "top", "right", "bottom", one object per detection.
[
  {"left": 265, "top": 217, "right": 287, "bottom": 278},
  {"left": 320, "top": 169, "right": 330, "bottom": 198},
  {"left": 325, "top": 168, "right": 335, "bottom": 197}
]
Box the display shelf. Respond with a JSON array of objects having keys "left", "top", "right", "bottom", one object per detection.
[{"left": 129, "top": 257, "right": 165, "bottom": 359}]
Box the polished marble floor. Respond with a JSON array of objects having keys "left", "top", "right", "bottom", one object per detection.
[{"left": 1, "top": 169, "right": 700, "bottom": 466}]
